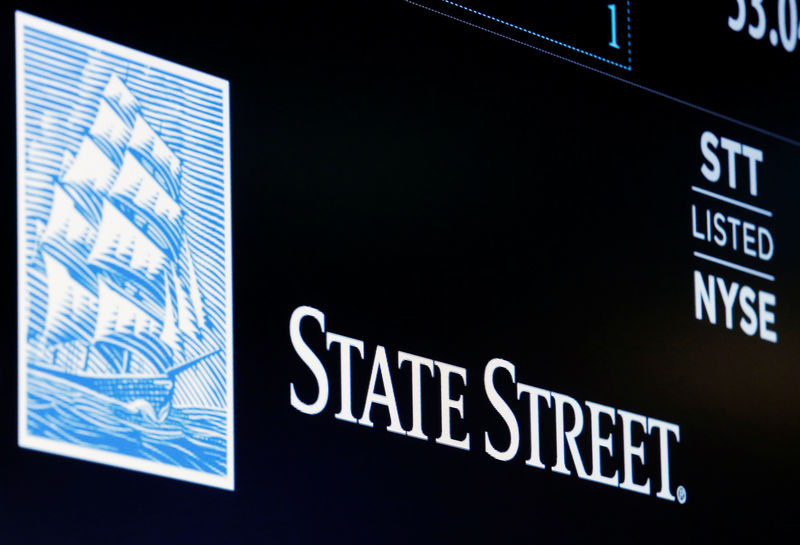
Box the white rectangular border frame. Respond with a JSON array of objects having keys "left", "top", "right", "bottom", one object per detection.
[{"left": 15, "top": 11, "right": 234, "bottom": 491}]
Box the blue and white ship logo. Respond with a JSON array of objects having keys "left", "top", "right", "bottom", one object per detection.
[{"left": 16, "top": 12, "right": 233, "bottom": 489}]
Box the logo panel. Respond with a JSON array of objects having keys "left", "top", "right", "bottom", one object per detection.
[{"left": 16, "top": 12, "right": 233, "bottom": 489}]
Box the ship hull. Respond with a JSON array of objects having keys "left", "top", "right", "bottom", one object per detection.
[{"left": 29, "top": 365, "right": 173, "bottom": 421}]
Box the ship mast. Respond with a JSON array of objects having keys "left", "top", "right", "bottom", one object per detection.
[{"left": 39, "top": 73, "right": 204, "bottom": 376}]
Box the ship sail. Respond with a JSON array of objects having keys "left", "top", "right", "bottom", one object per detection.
[
  {"left": 87, "top": 200, "right": 169, "bottom": 306},
  {"left": 93, "top": 278, "right": 174, "bottom": 372},
  {"left": 89, "top": 98, "right": 131, "bottom": 165},
  {"left": 42, "top": 253, "right": 98, "bottom": 346},
  {"left": 107, "top": 151, "right": 182, "bottom": 252},
  {"left": 127, "top": 114, "right": 182, "bottom": 199},
  {"left": 60, "top": 136, "right": 118, "bottom": 224},
  {"left": 34, "top": 72, "right": 209, "bottom": 400},
  {"left": 102, "top": 73, "right": 139, "bottom": 127},
  {"left": 40, "top": 186, "right": 98, "bottom": 292},
  {"left": 173, "top": 263, "right": 199, "bottom": 340},
  {"left": 161, "top": 271, "right": 182, "bottom": 355}
]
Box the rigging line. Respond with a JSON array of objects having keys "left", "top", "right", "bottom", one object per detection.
[{"left": 165, "top": 349, "right": 222, "bottom": 377}]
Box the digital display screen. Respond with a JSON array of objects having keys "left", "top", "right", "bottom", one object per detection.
[{"left": 1, "top": 1, "right": 798, "bottom": 543}]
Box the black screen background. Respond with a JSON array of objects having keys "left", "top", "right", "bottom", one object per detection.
[{"left": 1, "top": 1, "right": 798, "bottom": 543}]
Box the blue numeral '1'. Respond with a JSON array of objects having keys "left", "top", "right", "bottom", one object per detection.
[{"left": 608, "top": 4, "right": 620, "bottom": 49}]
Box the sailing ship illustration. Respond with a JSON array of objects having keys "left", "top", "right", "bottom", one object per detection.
[{"left": 28, "top": 73, "right": 217, "bottom": 422}]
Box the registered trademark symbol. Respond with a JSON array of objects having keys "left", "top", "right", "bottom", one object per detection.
[{"left": 676, "top": 486, "right": 687, "bottom": 504}]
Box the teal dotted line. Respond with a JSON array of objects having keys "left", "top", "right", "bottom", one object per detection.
[
  {"left": 440, "top": 0, "right": 632, "bottom": 71},
  {"left": 406, "top": 0, "right": 800, "bottom": 147},
  {"left": 626, "top": 0, "right": 632, "bottom": 66}
]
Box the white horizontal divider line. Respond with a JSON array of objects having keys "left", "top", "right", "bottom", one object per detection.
[
  {"left": 691, "top": 186, "right": 773, "bottom": 218},
  {"left": 693, "top": 251, "right": 775, "bottom": 282}
]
